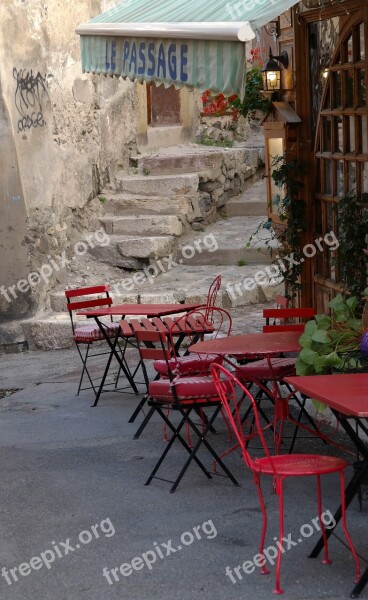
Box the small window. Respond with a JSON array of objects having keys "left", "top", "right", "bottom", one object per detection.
[
  {"left": 359, "top": 23, "right": 365, "bottom": 61},
  {"left": 345, "top": 34, "right": 354, "bottom": 63},
  {"left": 361, "top": 116, "right": 368, "bottom": 155},
  {"left": 362, "top": 162, "right": 368, "bottom": 193},
  {"left": 345, "top": 69, "right": 354, "bottom": 108},
  {"left": 336, "top": 160, "right": 344, "bottom": 196},
  {"left": 322, "top": 117, "right": 332, "bottom": 152},
  {"left": 332, "top": 71, "right": 342, "bottom": 108},
  {"left": 348, "top": 161, "right": 357, "bottom": 190},
  {"left": 348, "top": 116, "right": 356, "bottom": 153},
  {"left": 334, "top": 116, "right": 343, "bottom": 153},
  {"left": 323, "top": 160, "right": 333, "bottom": 195},
  {"left": 358, "top": 69, "right": 366, "bottom": 107}
]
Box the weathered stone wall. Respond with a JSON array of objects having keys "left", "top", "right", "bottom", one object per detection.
[
  {"left": 0, "top": 0, "right": 138, "bottom": 320},
  {"left": 197, "top": 145, "right": 265, "bottom": 228}
]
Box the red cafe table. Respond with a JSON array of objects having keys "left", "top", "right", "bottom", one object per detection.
[
  {"left": 285, "top": 373, "right": 368, "bottom": 599},
  {"left": 189, "top": 331, "right": 301, "bottom": 358},
  {"left": 77, "top": 303, "right": 203, "bottom": 407},
  {"left": 189, "top": 331, "right": 302, "bottom": 448}
]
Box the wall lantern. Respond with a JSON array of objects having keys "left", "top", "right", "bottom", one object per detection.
[{"left": 261, "top": 47, "right": 289, "bottom": 92}]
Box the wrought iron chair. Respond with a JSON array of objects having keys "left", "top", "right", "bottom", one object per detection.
[
  {"left": 65, "top": 285, "right": 121, "bottom": 398},
  {"left": 211, "top": 363, "right": 360, "bottom": 595},
  {"left": 235, "top": 304, "right": 318, "bottom": 452},
  {"left": 204, "top": 274, "right": 222, "bottom": 317}
]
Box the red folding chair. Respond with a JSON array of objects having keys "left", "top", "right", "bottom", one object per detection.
[
  {"left": 133, "top": 306, "right": 232, "bottom": 440},
  {"left": 134, "top": 308, "right": 239, "bottom": 493},
  {"left": 65, "top": 285, "right": 121, "bottom": 398},
  {"left": 211, "top": 363, "right": 360, "bottom": 595}
]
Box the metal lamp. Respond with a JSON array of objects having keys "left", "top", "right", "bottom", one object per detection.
[{"left": 261, "top": 47, "right": 289, "bottom": 92}]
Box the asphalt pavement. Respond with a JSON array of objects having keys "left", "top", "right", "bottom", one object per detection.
[{"left": 0, "top": 346, "right": 366, "bottom": 600}]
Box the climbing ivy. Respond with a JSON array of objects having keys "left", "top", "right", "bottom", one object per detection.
[{"left": 336, "top": 191, "right": 368, "bottom": 304}]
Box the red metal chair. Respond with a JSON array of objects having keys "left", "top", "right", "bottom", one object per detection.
[
  {"left": 65, "top": 285, "right": 121, "bottom": 398},
  {"left": 153, "top": 305, "right": 231, "bottom": 377},
  {"left": 205, "top": 274, "right": 222, "bottom": 317},
  {"left": 235, "top": 304, "right": 317, "bottom": 452},
  {"left": 211, "top": 363, "right": 360, "bottom": 595},
  {"left": 134, "top": 309, "right": 239, "bottom": 493}
]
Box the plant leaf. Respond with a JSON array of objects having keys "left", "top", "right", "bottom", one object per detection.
[
  {"left": 299, "top": 347, "right": 318, "bottom": 365},
  {"left": 295, "top": 358, "right": 316, "bottom": 376},
  {"left": 311, "top": 330, "right": 331, "bottom": 344},
  {"left": 314, "top": 351, "right": 344, "bottom": 374},
  {"left": 314, "top": 314, "right": 331, "bottom": 329}
]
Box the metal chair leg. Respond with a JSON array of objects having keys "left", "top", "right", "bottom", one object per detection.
[{"left": 274, "top": 478, "right": 285, "bottom": 595}]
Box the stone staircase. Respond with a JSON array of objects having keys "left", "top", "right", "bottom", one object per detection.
[
  {"left": 89, "top": 142, "right": 263, "bottom": 270},
  {"left": 1, "top": 142, "right": 285, "bottom": 352}
]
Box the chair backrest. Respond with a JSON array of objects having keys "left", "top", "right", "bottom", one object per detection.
[
  {"left": 65, "top": 285, "right": 113, "bottom": 333},
  {"left": 205, "top": 275, "right": 222, "bottom": 316},
  {"left": 171, "top": 305, "right": 232, "bottom": 351},
  {"left": 262, "top": 306, "right": 316, "bottom": 333},
  {"left": 134, "top": 328, "right": 172, "bottom": 361},
  {"left": 274, "top": 294, "right": 289, "bottom": 308},
  {"left": 133, "top": 327, "right": 174, "bottom": 387},
  {"left": 211, "top": 363, "right": 277, "bottom": 475}
]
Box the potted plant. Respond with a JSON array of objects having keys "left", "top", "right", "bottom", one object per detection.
[{"left": 296, "top": 290, "right": 368, "bottom": 378}]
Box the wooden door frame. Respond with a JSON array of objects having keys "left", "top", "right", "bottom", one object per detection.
[{"left": 293, "top": 0, "right": 365, "bottom": 307}]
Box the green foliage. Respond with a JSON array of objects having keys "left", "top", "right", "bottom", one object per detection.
[
  {"left": 98, "top": 195, "right": 106, "bottom": 204},
  {"left": 230, "top": 66, "right": 275, "bottom": 121},
  {"left": 237, "top": 259, "right": 247, "bottom": 267},
  {"left": 247, "top": 154, "right": 306, "bottom": 299},
  {"left": 296, "top": 290, "right": 368, "bottom": 378},
  {"left": 336, "top": 192, "right": 368, "bottom": 303},
  {"left": 195, "top": 136, "right": 234, "bottom": 148}
]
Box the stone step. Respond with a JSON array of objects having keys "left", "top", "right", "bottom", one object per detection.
[
  {"left": 100, "top": 215, "right": 183, "bottom": 237},
  {"left": 117, "top": 235, "right": 177, "bottom": 260},
  {"left": 225, "top": 177, "right": 268, "bottom": 217},
  {"left": 20, "top": 313, "right": 74, "bottom": 351},
  {"left": 134, "top": 143, "right": 265, "bottom": 176},
  {"left": 137, "top": 149, "right": 224, "bottom": 175},
  {"left": 113, "top": 172, "right": 199, "bottom": 197},
  {"left": 225, "top": 196, "right": 267, "bottom": 217},
  {"left": 177, "top": 216, "right": 280, "bottom": 267},
  {"left": 89, "top": 234, "right": 177, "bottom": 265},
  {"left": 102, "top": 193, "right": 194, "bottom": 217}
]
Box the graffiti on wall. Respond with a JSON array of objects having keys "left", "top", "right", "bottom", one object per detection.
[{"left": 13, "top": 68, "right": 50, "bottom": 133}]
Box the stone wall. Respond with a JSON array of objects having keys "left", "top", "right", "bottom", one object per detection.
[
  {"left": 0, "top": 0, "right": 139, "bottom": 321},
  {"left": 197, "top": 145, "right": 265, "bottom": 228}
]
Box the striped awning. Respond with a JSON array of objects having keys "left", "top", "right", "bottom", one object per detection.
[{"left": 76, "top": 0, "right": 300, "bottom": 96}]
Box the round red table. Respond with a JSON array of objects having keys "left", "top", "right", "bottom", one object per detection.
[{"left": 189, "top": 331, "right": 301, "bottom": 358}]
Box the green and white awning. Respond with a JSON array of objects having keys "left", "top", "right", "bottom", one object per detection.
[{"left": 76, "top": 0, "right": 300, "bottom": 96}]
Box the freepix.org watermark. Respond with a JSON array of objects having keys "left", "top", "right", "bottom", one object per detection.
[
  {"left": 2, "top": 517, "right": 115, "bottom": 586},
  {"left": 226, "top": 231, "right": 339, "bottom": 301},
  {"left": 112, "top": 233, "right": 218, "bottom": 294},
  {"left": 0, "top": 228, "right": 110, "bottom": 304},
  {"left": 226, "top": 0, "right": 279, "bottom": 19},
  {"left": 225, "top": 510, "right": 336, "bottom": 583},
  {"left": 102, "top": 519, "right": 217, "bottom": 585}
]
